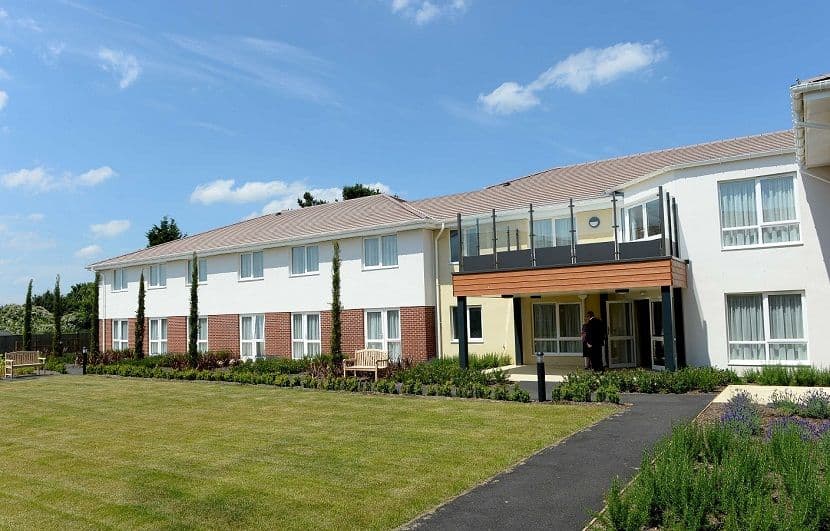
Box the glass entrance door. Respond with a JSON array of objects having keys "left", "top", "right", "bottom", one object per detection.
[
  {"left": 607, "top": 301, "right": 636, "bottom": 368},
  {"left": 650, "top": 300, "right": 665, "bottom": 370}
]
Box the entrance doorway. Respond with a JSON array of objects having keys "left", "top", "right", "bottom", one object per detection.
[
  {"left": 606, "top": 301, "right": 636, "bottom": 368},
  {"left": 633, "top": 299, "right": 665, "bottom": 370}
]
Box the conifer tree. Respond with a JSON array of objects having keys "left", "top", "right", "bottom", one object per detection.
[
  {"left": 330, "top": 241, "right": 342, "bottom": 362},
  {"left": 188, "top": 253, "right": 200, "bottom": 368},
  {"left": 23, "top": 279, "right": 33, "bottom": 350},
  {"left": 52, "top": 275, "right": 63, "bottom": 356},
  {"left": 135, "top": 271, "right": 145, "bottom": 358}
]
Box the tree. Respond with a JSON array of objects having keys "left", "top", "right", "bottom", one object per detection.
[
  {"left": 342, "top": 183, "right": 381, "bottom": 200},
  {"left": 23, "top": 280, "right": 33, "bottom": 350},
  {"left": 330, "top": 241, "right": 342, "bottom": 362},
  {"left": 297, "top": 191, "right": 327, "bottom": 208},
  {"left": 91, "top": 273, "right": 100, "bottom": 354},
  {"left": 52, "top": 275, "right": 63, "bottom": 356},
  {"left": 135, "top": 271, "right": 145, "bottom": 358},
  {"left": 146, "top": 216, "right": 185, "bottom": 247},
  {"left": 188, "top": 253, "right": 200, "bottom": 368}
]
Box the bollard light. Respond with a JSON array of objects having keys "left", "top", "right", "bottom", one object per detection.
[
  {"left": 82, "top": 346, "right": 88, "bottom": 375},
  {"left": 535, "top": 352, "right": 546, "bottom": 402}
]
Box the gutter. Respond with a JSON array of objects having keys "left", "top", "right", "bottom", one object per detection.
[
  {"left": 433, "top": 223, "right": 446, "bottom": 359},
  {"left": 791, "top": 78, "right": 830, "bottom": 168}
]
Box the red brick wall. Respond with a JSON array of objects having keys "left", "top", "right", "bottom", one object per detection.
[
  {"left": 167, "top": 316, "right": 187, "bottom": 353},
  {"left": 341, "top": 309, "right": 365, "bottom": 356},
  {"left": 208, "top": 314, "right": 240, "bottom": 356},
  {"left": 100, "top": 319, "right": 111, "bottom": 351},
  {"left": 320, "top": 310, "right": 332, "bottom": 354},
  {"left": 401, "top": 306, "right": 436, "bottom": 363},
  {"left": 266, "top": 312, "right": 291, "bottom": 357}
]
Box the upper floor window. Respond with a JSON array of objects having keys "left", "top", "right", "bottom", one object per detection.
[
  {"left": 112, "top": 319, "right": 128, "bottom": 350},
  {"left": 291, "top": 245, "right": 319, "bottom": 275},
  {"left": 188, "top": 317, "right": 209, "bottom": 353},
  {"left": 450, "top": 228, "right": 480, "bottom": 263},
  {"left": 148, "top": 264, "right": 166, "bottom": 288},
  {"left": 364, "top": 235, "right": 398, "bottom": 268},
  {"left": 625, "top": 199, "right": 661, "bottom": 242},
  {"left": 240, "top": 251, "right": 264, "bottom": 280},
  {"left": 113, "top": 268, "right": 127, "bottom": 291},
  {"left": 450, "top": 305, "right": 483, "bottom": 342},
  {"left": 149, "top": 318, "right": 168, "bottom": 355},
  {"left": 726, "top": 292, "right": 807, "bottom": 364},
  {"left": 292, "top": 313, "right": 321, "bottom": 359},
  {"left": 533, "top": 218, "right": 573, "bottom": 249},
  {"left": 187, "top": 258, "right": 208, "bottom": 284},
  {"left": 719, "top": 175, "right": 800, "bottom": 248}
]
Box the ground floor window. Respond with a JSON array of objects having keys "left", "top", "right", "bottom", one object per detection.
[
  {"left": 112, "top": 319, "right": 128, "bottom": 351},
  {"left": 532, "top": 302, "right": 582, "bottom": 355},
  {"left": 240, "top": 314, "right": 265, "bottom": 360},
  {"left": 450, "top": 305, "right": 483, "bottom": 342},
  {"left": 292, "top": 313, "right": 321, "bottom": 359},
  {"left": 149, "top": 318, "right": 168, "bottom": 355},
  {"left": 188, "top": 317, "right": 209, "bottom": 353},
  {"left": 365, "top": 309, "right": 401, "bottom": 362},
  {"left": 726, "top": 292, "right": 807, "bottom": 363}
]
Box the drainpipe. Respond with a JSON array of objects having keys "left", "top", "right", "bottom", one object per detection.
[{"left": 433, "top": 223, "right": 446, "bottom": 359}]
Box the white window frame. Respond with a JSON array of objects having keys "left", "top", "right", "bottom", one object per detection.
[
  {"left": 187, "top": 316, "right": 209, "bottom": 353},
  {"left": 291, "top": 312, "right": 321, "bottom": 359},
  {"left": 623, "top": 198, "right": 662, "bottom": 242},
  {"left": 186, "top": 258, "right": 208, "bottom": 285},
  {"left": 364, "top": 308, "right": 402, "bottom": 359},
  {"left": 726, "top": 291, "right": 809, "bottom": 366},
  {"left": 532, "top": 302, "right": 584, "bottom": 356},
  {"left": 532, "top": 217, "right": 576, "bottom": 248},
  {"left": 450, "top": 305, "right": 484, "bottom": 343},
  {"left": 290, "top": 245, "right": 320, "bottom": 276},
  {"left": 363, "top": 234, "right": 398, "bottom": 270},
  {"left": 148, "top": 263, "right": 167, "bottom": 289},
  {"left": 112, "top": 268, "right": 127, "bottom": 292},
  {"left": 149, "top": 318, "right": 168, "bottom": 356},
  {"left": 239, "top": 314, "right": 265, "bottom": 360},
  {"left": 239, "top": 251, "right": 264, "bottom": 281},
  {"left": 718, "top": 174, "right": 801, "bottom": 251},
  {"left": 112, "top": 319, "right": 129, "bottom": 351}
]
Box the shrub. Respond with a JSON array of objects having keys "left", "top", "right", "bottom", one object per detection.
[
  {"left": 720, "top": 391, "right": 761, "bottom": 436},
  {"left": 228, "top": 357, "right": 309, "bottom": 375},
  {"left": 468, "top": 353, "right": 512, "bottom": 370}
]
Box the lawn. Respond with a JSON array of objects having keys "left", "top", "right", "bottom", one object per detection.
[{"left": 0, "top": 376, "right": 616, "bottom": 530}]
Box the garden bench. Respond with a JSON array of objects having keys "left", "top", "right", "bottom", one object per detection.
[
  {"left": 3, "top": 351, "right": 46, "bottom": 379},
  {"left": 343, "top": 349, "right": 389, "bottom": 381}
]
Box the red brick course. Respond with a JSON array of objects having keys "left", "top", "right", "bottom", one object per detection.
[
  {"left": 401, "top": 306, "right": 436, "bottom": 363},
  {"left": 266, "top": 312, "right": 292, "bottom": 357},
  {"left": 167, "top": 316, "right": 187, "bottom": 353},
  {"left": 341, "top": 309, "right": 365, "bottom": 356},
  {"left": 207, "top": 314, "right": 240, "bottom": 356}
]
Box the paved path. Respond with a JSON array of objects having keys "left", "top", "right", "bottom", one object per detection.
[{"left": 406, "top": 393, "right": 714, "bottom": 531}]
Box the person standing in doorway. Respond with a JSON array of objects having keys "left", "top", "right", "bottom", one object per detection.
[{"left": 584, "top": 311, "right": 606, "bottom": 372}]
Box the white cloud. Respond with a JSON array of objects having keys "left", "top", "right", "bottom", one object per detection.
[
  {"left": 389, "top": 0, "right": 468, "bottom": 25},
  {"left": 27, "top": 213, "right": 44, "bottom": 222},
  {"left": 0, "top": 90, "right": 7, "bottom": 111},
  {"left": 478, "top": 41, "right": 668, "bottom": 114},
  {"left": 0, "top": 8, "right": 41, "bottom": 32},
  {"left": 0, "top": 165, "right": 117, "bottom": 192},
  {"left": 76, "top": 166, "right": 116, "bottom": 186},
  {"left": 98, "top": 47, "right": 141, "bottom": 89},
  {"left": 0, "top": 45, "right": 9, "bottom": 56},
  {"left": 40, "top": 42, "right": 66, "bottom": 65},
  {"left": 74, "top": 244, "right": 103, "bottom": 259},
  {"left": 90, "top": 219, "right": 130, "bottom": 238}
]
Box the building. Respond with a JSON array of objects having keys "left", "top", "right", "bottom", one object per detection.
[{"left": 90, "top": 75, "right": 830, "bottom": 370}]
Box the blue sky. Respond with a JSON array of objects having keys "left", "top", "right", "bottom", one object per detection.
[{"left": 0, "top": 0, "right": 828, "bottom": 303}]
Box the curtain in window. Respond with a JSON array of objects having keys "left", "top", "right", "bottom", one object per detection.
[
  {"left": 198, "top": 318, "right": 208, "bottom": 341},
  {"left": 150, "top": 266, "right": 159, "bottom": 286},
  {"left": 382, "top": 235, "right": 398, "bottom": 266},
  {"left": 720, "top": 180, "right": 758, "bottom": 246},
  {"left": 554, "top": 218, "right": 572, "bottom": 247},
  {"left": 291, "top": 248, "right": 305, "bottom": 274},
  {"left": 241, "top": 255, "right": 252, "bottom": 278},
  {"left": 252, "top": 252, "right": 263, "bottom": 277},
  {"left": 761, "top": 178, "right": 799, "bottom": 243},
  {"left": 307, "top": 314, "right": 320, "bottom": 341},
  {"left": 608, "top": 303, "right": 632, "bottom": 337},
  {"left": 150, "top": 319, "right": 159, "bottom": 341},
  {"left": 726, "top": 294, "right": 764, "bottom": 360},
  {"left": 366, "top": 311, "right": 382, "bottom": 349},
  {"left": 364, "top": 238, "right": 379, "bottom": 267},
  {"left": 768, "top": 294, "right": 806, "bottom": 361},
  {"left": 120, "top": 321, "right": 128, "bottom": 343},
  {"left": 292, "top": 313, "right": 304, "bottom": 359},
  {"left": 306, "top": 246, "right": 319, "bottom": 272},
  {"left": 533, "top": 304, "right": 556, "bottom": 353},
  {"left": 645, "top": 199, "right": 661, "bottom": 237},
  {"left": 199, "top": 259, "right": 207, "bottom": 282},
  {"left": 533, "top": 220, "right": 554, "bottom": 248},
  {"left": 387, "top": 310, "right": 400, "bottom": 339},
  {"left": 627, "top": 207, "right": 644, "bottom": 240},
  {"left": 558, "top": 304, "right": 581, "bottom": 353}
]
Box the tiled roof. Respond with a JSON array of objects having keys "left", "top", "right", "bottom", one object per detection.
[
  {"left": 410, "top": 130, "right": 794, "bottom": 219},
  {"left": 91, "top": 130, "right": 795, "bottom": 269}
]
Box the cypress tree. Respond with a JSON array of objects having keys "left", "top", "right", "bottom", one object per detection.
[
  {"left": 188, "top": 253, "right": 199, "bottom": 368},
  {"left": 330, "top": 241, "right": 342, "bottom": 362},
  {"left": 91, "top": 272, "right": 100, "bottom": 354},
  {"left": 23, "top": 279, "right": 33, "bottom": 350},
  {"left": 52, "top": 275, "right": 63, "bottom": 356},
  {"left": 135, "top": 271, "right": 145, "bottom": 358}
]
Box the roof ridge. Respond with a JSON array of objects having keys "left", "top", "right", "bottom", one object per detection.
[{"left": 382, "top": 194, "right": 434, "bottom": 220}]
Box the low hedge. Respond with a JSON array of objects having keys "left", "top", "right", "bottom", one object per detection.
[{"left": 744, "top": 365, "right": 830, "bottom": 387}]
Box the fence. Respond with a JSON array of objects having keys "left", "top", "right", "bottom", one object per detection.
[{"left": 0, "top": 331, "right": 91, "bottom": 354}]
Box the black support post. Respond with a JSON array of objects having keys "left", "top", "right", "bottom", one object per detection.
[
  {"left": 673, "top": 287, "right": 686, "bottom": 368},
  {"left": 491, "top": 209, "right": 498, "bottom": 269},
  {"left": 456, "top": 213, "right": 463, "bottom": 271},
  {"left": 672, "top": 198, "right": 680, "bottom": 258},
  {"left": 458, "top": 296, "right": 469, "bottom": 369},
  {"left": 661, "top": 286, "right": 677, "bottom": 371},
  {"left": 529, "top": 203, "right": 536, "bottom": 266},
  {"left": 513, "top": 297, "right": 524, "bottom": 365},
  {"left": 658, "top": 186, "right": 665, "bottom": 256},
  {"left": 612, "top": 192, "right": 620, "bottom": 260},
  {"left": 666, "top": 193, "right": 674, "bottom": 258},
  {"left": 569, "top": 199, "right": 576, "bottom": 264}
]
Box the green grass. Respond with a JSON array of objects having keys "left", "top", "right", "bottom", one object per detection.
[{"left": 0, "top": 376, "right": 616, "bottom": 530}]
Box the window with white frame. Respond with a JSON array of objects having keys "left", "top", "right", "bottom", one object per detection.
[
  {"left": 365, "top": 309, "right": 401, "bottom": 362},
  {"left": 112, "top": 319, "right": 129, "bottom": 350},
  {"left": 113, "top": 268, "right": 127, "bottom": 291},
  {"left": 532, "top": 303, "right": 583, "bottom": 355},
  {"left": 292, "top": 313, "right": 321, "bottom": 359},
  {"left": 240, "top": 251, "right": 264, "bottom": 280},
  {"left": 240, "top": 314, "right": 265, "bottom": 359},
  {"left": 187, "top": 258, "right": 208, "bottom": 284},
  {"left": 625, "top": 198, "right": 661, "bottom": 241},
  {"left": 719, "top": 175, "right": 800, "bottom": 248},
  {"left": 148, "top": 264, "right": 166, "bottom": 288},
  {"left": 149, "top": 318, "right": 168, "bottom": 355},
  {"left": 450, "top": 305, "right": 483, "bottom": 342},
  {"left": 533, "top": 217, "right": 573, "bottom": 248},
  {"left": 364, "top": 235, "right": 398, "bottom": 268},
  {"left": 449, "top": 227, "right": 481, "bottom": 263},
  {"left": 188, "top": 317, "right": 209, "bottom": 353},
  {"left": 726, "top": 292, "right": 807, "bottom": 364},
  {"left": 291, "top": 245, "right": 319, "bottom": 275}
]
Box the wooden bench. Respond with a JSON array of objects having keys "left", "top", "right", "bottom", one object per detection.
[
  {"left": 3, "top": 351, "right": 46, "bottom": 379},
  {"left": 342, "top": 349, "right": 389, "bottom": 381}
]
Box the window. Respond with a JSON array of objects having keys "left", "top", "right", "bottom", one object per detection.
[
  {"left": 148, "top": 264, "right": 166, "bottom": 288},
  {"left": 625, "top": 199, "right": 661, "bottom": 241},
  {"left": 292, "top": 313, "right": 321, "bottom": 359},
  {"left": 533, "top": 218, "right": 573, "bottom": 248},
  {"left": 726, "top": 292, "right": 807, "bottom": 364},
  {"left": 240, "top": 251, "right": 264, "bottom": 280},
  {"left": 719, "top": 175, "right": 800, "bottom": 248},
  {"left": 532, "top": 303, "right": 583, "bottom": 355},
  {"left": 365, "top": 309, "right": 401, "bottom": 362},
  {"left": 291, "top": 245, "right": 319, "bottom": 275},
  {"left": 240, "top": 314, "right": 265, "bottom": 359},
  {"left": 149, "top": 318, "right": 168, "bottom": 355},
  {"left": 364, "top": 235, "right": 398, "bottom": 268},
  {"left": 188, "top": 317, "right": 209, "bottom": 353},
  {"left": 113, "top": 268, "right": 127, "bottom": 291},
  {"left": 112, "top": 319, "right": 129, "bottom": 350},
  {"left": 449, "top": 227, "right": 481, "bottom": 263},
  {"left": 187, "top": 258, "right": 208, "bottom": 284},
  {"left": 450, "top": 306, "right": 483, "bottom": 342}
]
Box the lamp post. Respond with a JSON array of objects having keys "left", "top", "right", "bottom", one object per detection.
[
  {"left": 536, "top": 352, "right": 546, "bottom": 402},
  {"left": 82, "top": 346, "right": 88, "bottom": 375}
]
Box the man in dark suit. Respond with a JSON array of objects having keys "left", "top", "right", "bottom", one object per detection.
[{"left": 583, "top": 311, "right": 606, "bottom": 371}]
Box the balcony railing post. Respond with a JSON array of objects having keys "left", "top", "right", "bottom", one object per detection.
[
  {"left": 666, "top": 192, "right": 674, "bottom": 258},
  {"left": 529, "top": 203, "right": 536, "bottom": 267},
  {"left": 658, "top": 186, "right": 666, "bottom": 256},
  {"left": 569, "top": 199, "right": 576, "bottom": 264},
  {"left": 475, "top": 218, "right": 481, "bottom": 255},
  {"left": 456, "top": 213, "right": 463, "bottom": 271},
  {"left": 672, "top": 198, "right": 680, "bottom": 258},
  {"left": 611, "top": 192, "right": 620, "bottom": 261},
  {"left": 492, "top": 209, "right": 498, "bottom": 269},
  {"left": 506, "top": 227, "right": 511, "bottom": 252}
]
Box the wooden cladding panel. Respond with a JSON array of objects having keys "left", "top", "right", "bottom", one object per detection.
[{"left": 453, "top": 258, "right": 687, "bottom": 297}]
